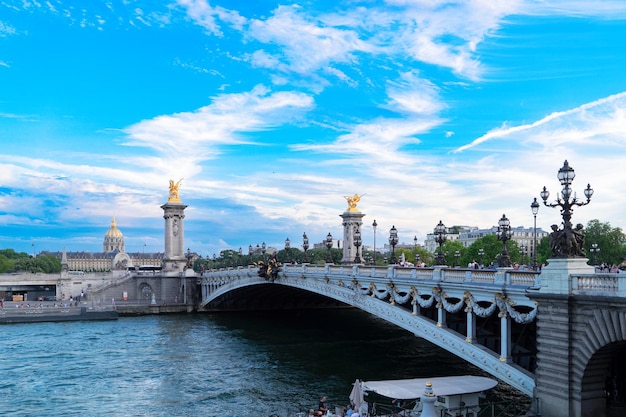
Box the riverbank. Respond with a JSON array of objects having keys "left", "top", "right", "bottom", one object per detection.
[{"left": 0, "top": 299, "right": 196, "bottom": 324}]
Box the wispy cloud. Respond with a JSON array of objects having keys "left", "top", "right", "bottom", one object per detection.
[
  {"left": 123, "top": 85, "right": 314, "bottom": 164},
  {"left": 454, "top": 91, "right": 626, "bottom": 153}
]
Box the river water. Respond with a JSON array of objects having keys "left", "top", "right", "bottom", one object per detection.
[{"left": 0, "top": 309, "right": 527, "bottom": 417}]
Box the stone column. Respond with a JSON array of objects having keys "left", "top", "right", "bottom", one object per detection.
[
  {"left": 465, "top": 305, "right": 476, "bottom": 343},
  {"left": 340, "top": 211, "right": 365, "bottom": 264},
  {"left": 161, "top": 202, "right": 188, "bottom": 273}
]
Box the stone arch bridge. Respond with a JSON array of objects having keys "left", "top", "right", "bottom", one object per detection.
[{"left": 198, "top": 260, "right": 626, "bottom": 417}]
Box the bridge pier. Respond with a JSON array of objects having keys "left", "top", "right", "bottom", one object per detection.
[{"left": 530, "top": 257, "right": 626, "bottom": 417}]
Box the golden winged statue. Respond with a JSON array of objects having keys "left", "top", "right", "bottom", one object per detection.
[
  {"left": 344, "top": 193, "right": 362, "bottom": 212},
  {"left": 168, "top": 178, "right": 183, "bottom": 203}
]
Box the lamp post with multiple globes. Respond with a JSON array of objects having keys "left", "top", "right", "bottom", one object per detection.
[
  {"left": 496, "top": 214, "right": 512, "bottom": 267},
  {"left": 389, "top": 225, "right": 398, "bottom": 264},
  {"left": 325, "top": 233, "right": 334, "bottom": 264},
  {"left": 540, "top": 160, "right": 593, "bottom": 258},
  {"left": 434, "top": 220, "right": 447, "bottom": 266},
  {"left": 302, "top": 232, "right": 309, "bottom": 263}
]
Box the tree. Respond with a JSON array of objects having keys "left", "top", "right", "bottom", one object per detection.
[
  {"left": 582, "top": 219, "right": 626, "bottom": 265},
  {"left": 464, "top": 235, "right": 503, "bottom": 267},
  {"left": 441, "top": 240, "right": 465, "bottom": 266},
  {"left": 0, "top": 254, "right": 13, "bottom": 273}
]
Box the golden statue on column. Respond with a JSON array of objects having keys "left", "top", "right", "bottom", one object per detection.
[
  {"left": 168, "top": 178, "right": 183, "bottom": 203},
  {"left": 344, "top": 193, "right": 362, "bottom": 212}
]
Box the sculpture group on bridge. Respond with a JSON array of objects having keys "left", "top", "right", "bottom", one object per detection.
[
  {"left": 257, "top": 254, "right": 281, "bottom": 282},
  {"left": 549, "top": 221, "right": 586, "bottom": 258}
]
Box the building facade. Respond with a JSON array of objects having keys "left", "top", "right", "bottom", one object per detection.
[{"left": 43, "top": 217, "right": 163, "bottom": 272}]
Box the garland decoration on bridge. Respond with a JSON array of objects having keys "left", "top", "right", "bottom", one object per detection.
[
  {"left": 370, "top": 282, "right": 390, "bottom": 300},
  {"left": 464, "top": 291, "right": 497, "bottom": 318},
  {"left": 495, "top": 293, "right": 538, "bottom": 324},
  {"left": 390, "top": 285, "right": 412, "bottom": 305},
  {"left": 409, "top": 287, "right": 418, "bottom": 315},
  {"left": 350, "top": 279, "right": 371, "bottom": 295},
  {"left": 440, "top": 291, "right": 466, "bottom": 314},
  {"left": 416, "top": 290, "right": 436, "bottom": 308},
  {"left": 387, "top": 282, "right": 396, "bottom": 305}
]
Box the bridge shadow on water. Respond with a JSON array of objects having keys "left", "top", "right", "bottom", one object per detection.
[{"left": 204, "top": 307, "right": 532, "bottom": 415}]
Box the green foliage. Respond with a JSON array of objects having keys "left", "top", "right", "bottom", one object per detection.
[
  {"left": 463, "top": 235, "right": 506, "bottom": 267},
  {"left": 11, "top": 254, "right": 62, "bottom": 273},
  {"left": 536, "top": 236, "right": 551, "bottom": 266},
  {"left": 582, "top": 219, "right": 626, "bottom": 265},
  {"left": 395, "top": 247, "right": 433, "bottom": 266},
  {"left": 0, "top": 254, "right": 13, "bottom": 273},
  {"left": 440, "top": 240, "right": 465, "bottom": 266}
]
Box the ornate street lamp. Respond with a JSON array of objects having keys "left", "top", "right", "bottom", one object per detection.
[
  {"left": 285, "top": 238, "right": 291, "bottom": 264},
  {"left": 540, "top": 160, "right": 593, "bottom": 258},
  {"left": 261, "top": 242, "right": 267, "bottom": 261},
  {"left": 353, "top": 226, "right": 362, "bottom": 264},
  {"left": 228, "top": 250, "right": 233, "bottom": 268},
  {"left": 478, "top": 248, "right": 484, "bottom": 267},
  {"left": 531, "top": 198, "right": 540, "bottom": 270},
  {"left": 497, "top": 214, "right": 512, "bottom": 267},
  {"left": 325, "top": 233, "right": 334, "bottom": 264},
  {"left": 302, "top": 232, "right": 309, "bottom": 263},
  {"left": 590, "top": 243, "right": 599, "bottom": 266},
  {"left": 414, "top": 235, "right": 418, "bottom": 249},
  {"left": 389, "top": 225, "right": 398, "bottom": 264},
  {"left": 238, "top": 247, "right": 242, "bottom": 266},
  {"left": 434, "top": 220, "right": 447, "bottom": 265},
  {"left": 454, "top": 250, "right": 460, "bottom": 268},
  {"left": 372, "top": 220, "right": 378, "bottom": 266}
]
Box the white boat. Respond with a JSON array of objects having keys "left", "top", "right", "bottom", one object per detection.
[{"left": 351, "top": 375, "right": 498, "bottom": 417}]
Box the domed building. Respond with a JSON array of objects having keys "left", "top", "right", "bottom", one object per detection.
[
  {"left": 104, "top": 217, "right": 125, "bottom": 253},
  {"left": 44, "top": 217, "right": 162, "bottom": 272}
]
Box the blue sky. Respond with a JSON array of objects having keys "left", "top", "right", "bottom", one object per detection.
[{"left": 1, "top": 0, "right": 626, "bottom": 257}]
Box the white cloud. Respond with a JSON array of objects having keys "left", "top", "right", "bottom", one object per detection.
[
  {"left": 454, "top": 91, "right": 626, "bottom": 153},
  {"left": 123, "top": 85, "right": 314, "bottom": 161}
]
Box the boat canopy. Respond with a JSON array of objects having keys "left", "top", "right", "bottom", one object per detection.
[{"left": 361, "top": 375, "right": 498, "bottom": 400}]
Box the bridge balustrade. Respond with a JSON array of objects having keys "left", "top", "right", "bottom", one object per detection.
[{"left": 572, "top": 273, "right": 626, "bottom": 295}]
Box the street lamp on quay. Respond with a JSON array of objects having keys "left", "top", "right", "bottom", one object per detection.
[
  {"left": 414, "top": 235, "right": 418, "bottom": 249},
  {"left": 389, "top": 225, "right": 398, "bottom": 265},
  {"left": 372, "top": 220, "right": 377, "bottom": 266},
  {"left": 353, "top": 226, "right": 362, "bottom": 264},
  {"left": 302, "top": 232, "right": 309, "bottom": 263},
  {"left": 497, "top": 214, "right": 512, "bottom": 267},
  {"left": 261, "top": 242, "right": 267, "bottom": 261},
  {"left": 325, "top": 233, "right": 334, "bottom": 264},
  {"left": 540, "top": 160, "right": 593, "bottom": 258},
  {"left": 238, "top": 247, "right": 242, "bottom": 266},
  {"left": 454, "top": 250, "right": 460, "bottom": 268},
  {"left": 590, "top": 243, "right": 600, "bottom": 266},
  {"left": 531, "top": 197, "right": 540, "bottom": 270},
  {"left": 284, "top": 238, "right": 291, "bottom": 264},
  {"left": 478, "top": 248, "right": 484, "bottom": 267},
  {"left": 434, "top": 220, "right": 447, "bottom": 265}
]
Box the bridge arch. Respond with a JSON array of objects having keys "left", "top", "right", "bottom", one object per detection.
[
  {"left": 199, "top": 266, "right": 536, "bottom": 396},
  {"left": 576, "top": 307, "right": 626, "bottom": 416}
]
